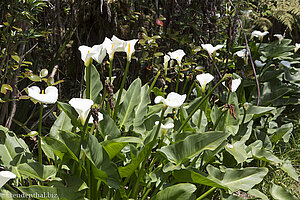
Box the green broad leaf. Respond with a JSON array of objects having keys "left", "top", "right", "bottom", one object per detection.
[
  {"left": 133, "top": 84, "right": 150, "bottom": 127},
  {"left": 99, "top": 108, "right": 121, "bottom": 139},
  {"left": 245, "top": 104, "right": 275, "bottom": 122},
  {"left": 173, "top": 169, "right": 226, "bottom": 189},
  {"left": 118, "top": 78, "right": 142, "bottom": 129},
  {"left": 49, "top": 111, "right": 72, "bottom": 139},
  {"left": 234, "top": 121, "right": 253, "bottom": 144},
  {"left": 18, "top": 185, "right": 84, "bottom": 200},
  {"left": 1, "top": 84, "right": 13, "bottom": 94},
  {"left": 118, "top": 140, "right": 154, "bottom": 178},
  {"left": 0, "top": 125, "right": 32, "bottom": 176},
  {"left": 17, "top": 162, "right": 56, "bottom": 181},
  {"left": 207, "top": 165, "right": 268, "bottom": 192},
  {"left": 84, "top": 64, "right": 103, "bottom": 103},
  {"left": 103, "top": 137, "right": 143, "bottom": 159},
  {"left": 82, "top": 133, "right": 120, "bottom": 189},
  {"left": 225, "top": 141, "right": 248, "bottom": 164},
  {"left": 158, "top": 131, "right": 229, "bottom": 164},
  {"left": 57, "top": 101, "right": 79, "bottom": 128},
  {"left": 281, "top": 160, "right": 299, "bottom": 181},
  {"left": 42, "top": 131, "right": 80, "bottom": 162},
  {"left": 152, "top": 183, "right": 196, "bottom": 200},
  {"left": 259, "top": 81, "right": 293, "bottom": 106},
  {"left": 270, "top": 123, "right": 293, "bottom": 143},
  {"left": 248, "top": 189, "right": 268, "bottom": 200},
  {"left": 249, "top": 140, "right": 282, "bottom": 164},
  {"left": 269, "top": 183, "right": 298, "bottom": 200}
]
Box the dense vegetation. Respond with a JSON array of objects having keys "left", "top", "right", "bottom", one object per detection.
[{"left": 0, "top": 0, "right": 299, "bottom": 199}]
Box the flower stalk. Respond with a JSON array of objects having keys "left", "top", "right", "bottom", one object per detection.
[{"left": 38, "top": 103, "right": 43, "bottom": 164}]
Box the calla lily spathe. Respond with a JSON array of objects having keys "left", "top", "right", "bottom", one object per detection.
[
  {"left": 164, "top": 54, "right": 170, "bottom": 67},
  {"left": 201, "top": 44, "right": 224, "bottom": 56},
  {"left": 103, "top": 36, "right": 125, "bottom": 60},
  {"left": 78, "top": 45, "right": 96, "bottom": 66},
  {"left": 155, "top": 121, "right": 174, "bottom": 129},
  {"left": 254, "top": 60, "right": 266, "bottom": 67},
  {"left": 168, "top": 49, "right": 185, "bottom": 66},
  {"left": 234, "top": 49, "right": 247, "bottom": 58},
  {"left": 294, "top": 43, "right": 300, "bottom": 53},
  {"left": 196, "top": 73, "right": 214, "bottom": 92},
  {"left": 0, "top": 171, "right": 16, "bottom": 189},
  {"left": 28, "top": 86, "right": 58, "bottom": 104},
  {"left": 222, "top": 78, "right": 241, "bottom": 92},
  {"left": 251, "top": 31, "right": 269, "bottom": 40},
  {"left": 274, "top": 34, "right": 284, "bottom": 43},
  {"left": 92, "top": 44, "right": 107, "bottom": 64},
  {"left": 69, "top": 98, "right": 103, "bottom": 125},
  {"left": 125, "top": 39, "right": 139, "bottom": 61},
  {"left": 154, "top": 92, "right": 186, "bottom": 108}
]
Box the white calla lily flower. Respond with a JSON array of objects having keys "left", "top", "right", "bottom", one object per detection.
[
  {"left": 78, "top": 45, "right": 96, "bottom": 66},
  {"left": 196, "top": 73, "right": 214, "bottom": 92},
  {"left": 154, "top": 92, "right": 186, "bottom": 108},
  {"left": 294, "top": 43, "right": 300, "bottom": 53},
  {"left": 254, "top": 60, "right": 266, "bottom": 67},
  {"left": 164, "top": 54, "right": 170, "bottom": 67},
  {"left": 0, "top": 171, "right": 16, "bottom": 189},
  {"left": 234, "top": 49, "right": 247, "bottom": 58},
  {"left": 103, "top": 36, "right": 126, "bottom": 60},
  {"left": 28, "top": 86, "right": 58, "bottom": 104},
  {"left": 274, "top": 34, "right": 284, "bottom": 43},
  {"left": 125, "top": 39, "right": 138, "bottom": 61},
  {"left": 280, "top": 60, "right": 291, "bottom": 68},
  {"left": 168, "top": 49, "right": 186, "bottom": 66},
  {"left": 201, "top": 44, "right": 224, "bottom": 56},
  {"left": 222, "top": 78, "right": 241, "bottom": 92},
  {"left": 155, "top": 121, "right": 174, "bottom": 129},
  {"left": 251, "top": 31, "right": 269, "bottom": 41},
  {"left": 69, "top": 98, "right": 103, "bottom": 125},
  {"left": 92, "top": 44, "right": 107, "bottom": 64}
]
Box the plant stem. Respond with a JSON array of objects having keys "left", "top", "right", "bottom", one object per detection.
[
  {"left": 178, "top": 77, "right": 227, "bottom": 133},
  {"left": 38, "top": 103, "right": 43, "bottom": 164},
  {"left": 86, "top": 63, "right": 92, "bottom": 99},
  {"left": 149, "top": 70, "right": 160, "bottom": 94},
  {"left": 113, "top": 60, "right": 131, "bottom": 121},
  {"left": 196, "top": 187, "right": 216, "bottom": 200},
  {"left": 182, "top": 76, "right": 189, "bottom": 94},
  {"left": 175, "top": 68, "right": 180, "bottom": 93},
  {"left": 187, "top": 81, "right": 195, "bottom": 100}
]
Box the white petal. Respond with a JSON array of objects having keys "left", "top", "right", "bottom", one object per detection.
[
  {"left": 0, "top": 171, "right": 16, "bottom": 188},
  {"left": 234, "top": 49, "right": 247, "bottom": 58},
  {"left": 69, "top": 98, "right": 94, "bottom": 124},
  {"left": 28, "top": 86, "right": 58, "bottom": 104},
  {"left": 196, "top": 73, "right": 214, "bottom": 90},
  {"left": 103, "top": 37, "right": 114, "bottom": 58},
  {"left": 78, "top": 45, "right": 95, "bottom": 66},
  {"left": 231, "top": 78, "right": 241, "bottom": 92},
  {"left": 201, "top": 44, "right": 223, "bottom": 55},
  {"left": 164, "top": 92, "right": 186, "bottom": 108},
  {"left": 168, "top": 49, "right": 185, "bottom": 65},
  {"left": 125, "top": 39, "right": 138, "bottom": 60},
  {"left": 154, "top": 96, "right": 164, "bottom": 104},
  {"left": 92, "top": 44, "right": 107, "bottom": 64},
  {"left": 111, "top": 35, "right": 126, "bottom": 52},
  {"left": 155, "top": 121, "right": 174, "bottom": 129}
]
